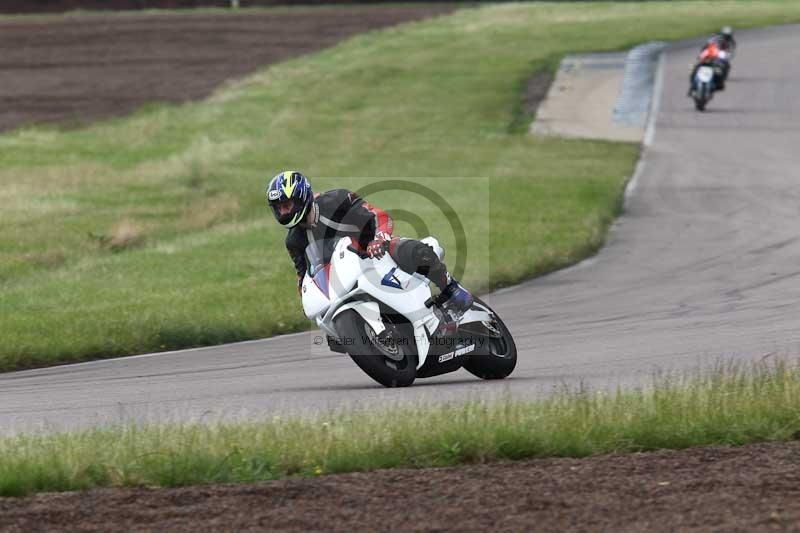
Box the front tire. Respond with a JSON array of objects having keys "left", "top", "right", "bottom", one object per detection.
[
  {"left": 334, "top": 310, "right": 417, "bottom": 387},
  {"left": 463, "top": 298, "right": 517, "bottom": 380},
  {"left": 694, "top": 83, "right": 710, "bottom": 111},
  {"left": 694, "top": 96, "right": 706, "bottom": 111}
]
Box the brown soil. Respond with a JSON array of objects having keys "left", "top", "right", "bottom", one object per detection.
[
  {"left": 0, "top": 5, "right": 455, "bottom": 132},
  {"left": 511, "top": 70, "right": 554, "bottom": 131},
  {"left": 1, "top": 442, "right": 799, "bottom": 531},
  {"left": 523, "top": 71, "right": 554, "bottom": 116}
]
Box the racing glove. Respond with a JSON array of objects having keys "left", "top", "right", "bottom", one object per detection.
[{"left": 366, "top": 231, "right": 391, "bottom": 259}]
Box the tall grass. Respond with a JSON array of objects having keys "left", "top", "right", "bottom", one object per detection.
[
  {"left": 3, "top": 2, "right": 800, "bottom": 369},
  {"left": 1, "top": 362, "right": 798, "bottom": 497}
]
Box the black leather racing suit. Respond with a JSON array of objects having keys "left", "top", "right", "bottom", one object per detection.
[{"left": 285, "top": 189, "right": 449, "bottom": 291}]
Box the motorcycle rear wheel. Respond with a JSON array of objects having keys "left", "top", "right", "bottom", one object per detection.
[
  {"left": 334, "top": 310, "right": 417, "bottom": 387},
  {"left": 462, "top": 298, "right": 517, "bottom": 380}
]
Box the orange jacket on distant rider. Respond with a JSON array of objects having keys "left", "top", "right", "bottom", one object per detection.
[{"left": 699, "top": 42, "right": 720, "bottom": 64}]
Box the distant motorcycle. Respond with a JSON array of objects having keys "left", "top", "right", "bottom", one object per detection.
[
  {"left": 689, "top": 41, "right": 729, "bottom": 111},
  {"left": 301, "top": 236, "right": 517, "bottom": 387},
  {"left": 690, "top": 64, "right": 717, "bottom": 111}
]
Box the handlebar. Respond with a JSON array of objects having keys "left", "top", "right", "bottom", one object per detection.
[{"left": 347, "top": 245, "right": 371, "bottom": 259}]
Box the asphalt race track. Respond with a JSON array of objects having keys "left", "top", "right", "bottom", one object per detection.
[{"left": 2, "top": 26, "right": 799, "bottom": 434}]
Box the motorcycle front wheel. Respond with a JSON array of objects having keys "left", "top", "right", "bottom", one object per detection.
[
  {"left": 694, "top": 95, "right": 707, "bottom": 111},
  {"left": 694, "top": 83, "right": 710, "bottom": 111},
  {"left": 334, "top": 310, "right": 417, "bottom": 387},
  {"left": 462, "top": 298, "right": 517, "bottom": 380}
]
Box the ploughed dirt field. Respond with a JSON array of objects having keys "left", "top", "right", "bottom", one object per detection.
[
  {"left": 0, "top": 5, "right": 455, "bottom": 132},
  {"left": 1, "top": 442, "right": 799, "bottom": 531}
]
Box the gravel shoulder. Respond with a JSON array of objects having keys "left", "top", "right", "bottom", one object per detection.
[
  {"left": 1, "top": 441, "right": 799, "bottom": 531},
  {"left": 532, "top": 52, "right": 646, "bottom": 142}
]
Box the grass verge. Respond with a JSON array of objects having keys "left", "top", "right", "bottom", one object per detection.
[
  {"left": 1, "top": 361, "right": 798, "bottom": 497},
  {"left": 3, "top": 2, "right": 800, "bottom": 369}
]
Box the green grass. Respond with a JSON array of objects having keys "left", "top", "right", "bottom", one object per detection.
[
  {"left": 3, "top": 2, "right": 800, "bottom": 370},
  {"left": 1, "top": 361, "right": 798, "bottom": 497}
]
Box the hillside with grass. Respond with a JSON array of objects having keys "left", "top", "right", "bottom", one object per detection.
[{"left": 3, "top": 2, "right": 800, "bottom": 370}]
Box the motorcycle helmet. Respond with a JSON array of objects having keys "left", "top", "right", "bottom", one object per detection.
[
  {"left": 266, "top": 170, "right": 313, "bottom": 228},
  {"left": 721, "top": 26, "right": 733, "bottom": 37}
]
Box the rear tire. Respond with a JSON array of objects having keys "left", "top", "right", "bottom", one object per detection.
[
  {"left": 334, "top": 310, "right": 417, "bottom": 387},
  {"left": 463, "top": 298, "right": 517, "bottom": 380}
]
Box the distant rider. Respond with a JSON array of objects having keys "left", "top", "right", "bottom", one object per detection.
[
  {"left": 688, "top": 40, "right": 726, "bottom": 96},
  {"left": 707, "top": 26, "right": 735, "bottom": 79},
  {"left": 707, "top": 26, "right": 736, "bottom": 54},
  {"left": 266, "top": 170, "right": 474, "bottom": 324}
]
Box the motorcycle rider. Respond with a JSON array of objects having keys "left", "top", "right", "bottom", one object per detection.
[
  {"left": 707, "top": 26, "right": 735, "bottom": 80},
  {"left": 707, "top": 26, "right": 736, "bottom": 53},
  {"left": 266, "top": 170, "right": 474, "bottom": 325},
  {"left": 687, "top": 40, "right": 726, "bottom": 96}
]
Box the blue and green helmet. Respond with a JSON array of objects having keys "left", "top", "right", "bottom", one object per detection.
[{"left": 266, "top": 170, "right": 313, "bottom": 228}]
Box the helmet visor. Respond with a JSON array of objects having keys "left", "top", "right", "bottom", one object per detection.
[
  {"left": 269, "top": 198, "right": 291, "bottom": 224},
  {"left": 271, "top": 198, "right": 308, "bottom": 227}
]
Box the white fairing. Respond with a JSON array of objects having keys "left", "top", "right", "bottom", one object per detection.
[
  {"left": 332, "top": 300, "right": 384, "bottom": 336},
  {"left": 357, "top": 257, "right": 434, "bottom": 322},
  {"left": 461, "top": 304, "right": 494, "bottom": 325},
  {"left": 329, "top": 244, "right": 361, "bottom": 295},
  {"left": 697, "top": 66, "right": 714, "bottom": 83},
  {"left": 300, "top": 236, "right": 484, "bottom": 369},
  {"left": 302, "top": 276, "right": 329, "bottom": 319}
]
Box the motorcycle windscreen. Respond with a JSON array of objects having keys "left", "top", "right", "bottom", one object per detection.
[
  {"left": 306, "top": 239, "right": 338, "bottom": 298},
  {"left": 312, "top": 264, "right": 331, "bottom": 298}
]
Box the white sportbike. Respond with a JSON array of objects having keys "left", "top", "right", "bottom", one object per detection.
[{"left": 301, "top": 236, "right": 517, "bottom": 387}]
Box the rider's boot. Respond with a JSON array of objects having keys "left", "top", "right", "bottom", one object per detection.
[
  {"left": 437, "top": 279, "right": 474, "bottom": 316},
  {"left": 433, "top": 278, "right": 474, "bottom": 336}
]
